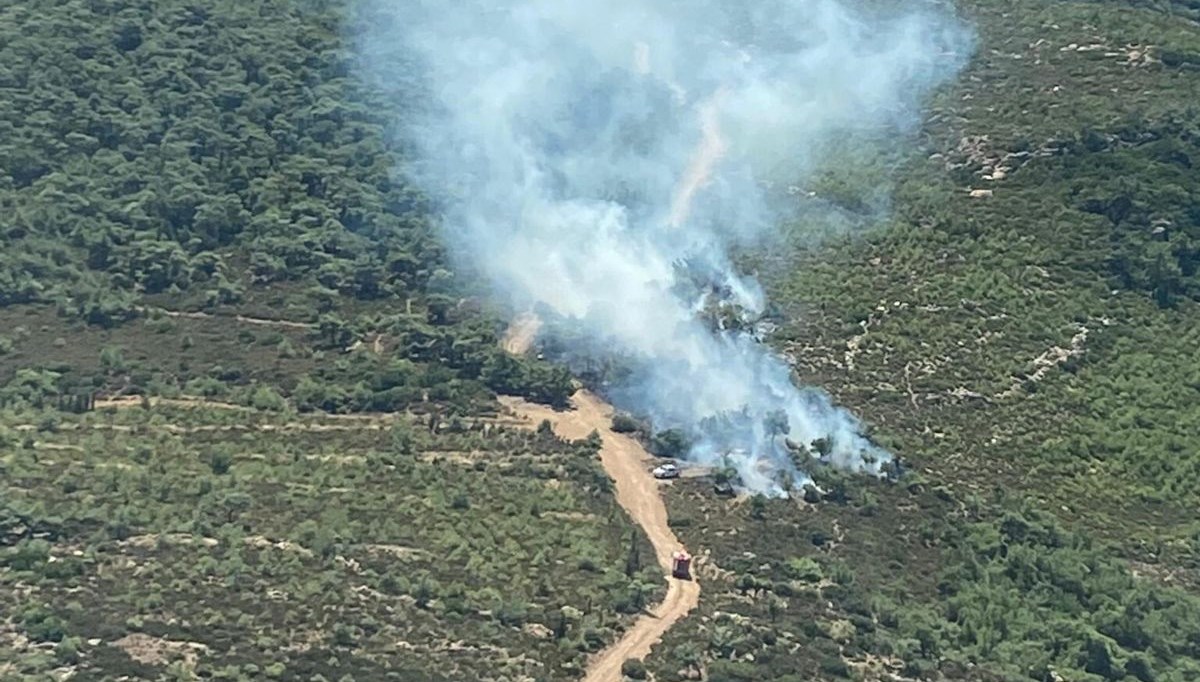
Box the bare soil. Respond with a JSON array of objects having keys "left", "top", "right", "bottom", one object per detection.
[{"left": 140, "top": 307, "right": 315, "bottom": 330}]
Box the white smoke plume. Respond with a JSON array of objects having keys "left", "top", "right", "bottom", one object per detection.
[{"left": 356, "top": 0, "right": 972, "bottom": 495}]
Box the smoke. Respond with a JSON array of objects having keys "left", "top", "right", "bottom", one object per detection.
[{"left": 356, "top": 0, "right": 972, "bottom": 495}]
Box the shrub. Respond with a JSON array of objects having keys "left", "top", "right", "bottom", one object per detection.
[
  {"left": 749, "top": 495, "right": 767, "bottom": 520},
  {"left": 495, "top": 600, "right": 528, "bottom": 627},
  {"left": 620, "top": 659, "right": 647, "bottom": 679},
  {"left": 2, "top": 539, "right": 51, "bottom": 571},
  {"left": 390, "top": 424, "right": 417, "bottom": 455},
  {"left": 706, "top": 661, "right": 758, "bottom": 681},
  {"left": 650, "top": 429, "right": 691, "bottom": 458},
  {"left": 818, "top": 655, "right": 851, "bottom": 678},
  {"left": 55, "top": 636, "right": 82, "bottom": 664},
  {"left": 248, "top": 385, "right": 288, "bottom": 411},
  {"left": 611, "top": 413, "right": 641, "bottom": 433},
  {"left": 209, "top": 449, "right": 233, "bottom": 475},
  {"left": 331, "top": 623, "right": 356, "bottom": 647},
  {"left": 784, "top": 557, "right": 824, "bottom": 583},
  {"left": 19, "top": 606, "right": 66, "bottom": 643}
]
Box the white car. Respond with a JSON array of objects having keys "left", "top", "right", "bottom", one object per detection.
[{"left": 653, "top": 463, "right": 680, "bottom": 479}]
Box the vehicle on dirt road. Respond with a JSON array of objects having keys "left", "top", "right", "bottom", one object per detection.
[
  {"left": 671, "top": 550, "right": 692, "bottom": 580},
  {"left": 652, "top": 463, "right": 680, "bottom": 479}
]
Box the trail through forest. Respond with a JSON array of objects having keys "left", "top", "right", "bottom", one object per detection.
[
  {"left": 137, "top": 307, "right": 316, "bottom": 330},
  {"left": 500, "top": 390, "right": 700, "bottom": 682}
]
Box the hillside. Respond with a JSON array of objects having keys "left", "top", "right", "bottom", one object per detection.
[
  {"left": 3, "top": 1, "right": 1200, "bottom": 681},
  {"left": 646, "top": 1, "right": 1200, "bottom": 681},
  {"left": 0, "top": 2, "right": 637, "bottom": 679}
]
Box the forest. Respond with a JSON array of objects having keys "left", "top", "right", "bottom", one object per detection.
[
  {"left": 652, "top": 0, "right": 1200, "bottom": 679},
  {"left": 3, "top": 0, "right": 1200, "bottom": 680},
  {"left": 0, "top": 0, "right": 573, "bottom": 411}
]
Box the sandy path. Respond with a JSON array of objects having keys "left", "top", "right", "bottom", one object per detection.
[
  {"left": 93, "top": 396, "right": 252, "bottom": 411},
  {"left": 138, "top": 307, "right": 315, "bottom": 330},
  {"left": 93, "top": 395, "right": 412, "bottom": 422},
  {"left": 12, "top": 395, "right": 410, "bottom": 435},
  {"left": 500, "top": 390, "right": 700, "bottom": 681}
]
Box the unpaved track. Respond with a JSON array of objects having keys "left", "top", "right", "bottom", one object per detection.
[
  {"left": 500, "top": 390, "right": 700, "bottom": 682},
  {"left": 137, "top": 307, "right": 315, "bottom": 330},
  {"left": 93, "top": 396, "right": 251, "bottom": 411},
  {"left": 14, "top": 395, "right": 409, "bottom": 435}
]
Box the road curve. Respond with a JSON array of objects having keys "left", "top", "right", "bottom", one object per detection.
[{"left": 500, "top": 390, "right": 700, "bottom": 682}]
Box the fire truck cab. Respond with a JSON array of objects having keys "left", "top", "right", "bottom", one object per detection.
[{"left": 671, "top": 549, "right": 692, "bottom": 580}]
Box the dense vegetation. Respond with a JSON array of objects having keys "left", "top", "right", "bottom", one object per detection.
[
  {"left": 650, "top": 473, "right": 1200, "bottom": 682},
  {"left": 3, "top": 0, "right": 1200, "bottom": 681},
  {"left": 762, "top": 0, "right": 1200, "bottom": 545},
  {"left": 0, "top": 1, "right": 611, "bottom": 679},
  {"left": 0, "top": 0, "right": 573, "bottom": 410},
  {"left": 645, "top": 0, "right": 1200, "bottom": 680},
  {"left": 1, "top": 401, "right": 661, "bottom": 679}
]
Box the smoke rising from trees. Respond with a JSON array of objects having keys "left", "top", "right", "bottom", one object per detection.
[{"left": 357, "top": 0, "right": 971, "bottom": 494}]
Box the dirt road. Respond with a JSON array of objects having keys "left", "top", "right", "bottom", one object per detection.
[
  {"left": 137, "top": 307, "right": 315, "bottom": 330},
  {"left": 500, "top": 390, "right": 700, "bottom": 681}
]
